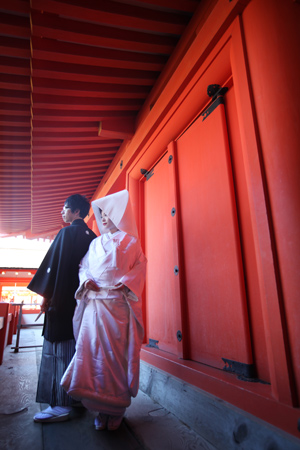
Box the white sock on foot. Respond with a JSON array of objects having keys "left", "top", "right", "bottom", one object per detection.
[{"left": 46, "top": 406, "right": 72, "bottom": 415}]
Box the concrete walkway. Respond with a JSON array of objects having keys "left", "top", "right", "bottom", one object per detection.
[{"left": 0, "top": 328, "right": 215, "bottom": 450}]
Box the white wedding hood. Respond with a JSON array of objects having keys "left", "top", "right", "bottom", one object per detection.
[{"left": 92, "top": 189, "right": 138, "bottom": 237}]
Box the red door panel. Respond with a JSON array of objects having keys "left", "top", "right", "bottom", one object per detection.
[
  {"left": 176, "top": 99, "right": 253, "bottom": 371},
  {"left": 144, "top": 153, "right": 180, "bottom": 355}
]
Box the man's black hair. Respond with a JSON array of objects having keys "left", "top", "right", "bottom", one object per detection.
[{"left": 64, "top": 194, "right": 90, "bottom": 219}]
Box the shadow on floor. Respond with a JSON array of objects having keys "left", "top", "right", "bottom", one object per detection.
[{"left": 0, "top": 328, "right": 215, "bottom": 450}]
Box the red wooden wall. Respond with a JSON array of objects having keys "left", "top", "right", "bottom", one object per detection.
[{"left": 87, "top": 0, "right": 300, "bottom": 438}]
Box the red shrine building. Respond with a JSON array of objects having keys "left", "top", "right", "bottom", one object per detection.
[{"left": 0, "top": 0, "right": 299, "bottom": 447}]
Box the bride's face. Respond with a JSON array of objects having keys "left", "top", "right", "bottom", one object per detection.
[{"left": 101, "top": 211, "right": 118, "bottom": 234}]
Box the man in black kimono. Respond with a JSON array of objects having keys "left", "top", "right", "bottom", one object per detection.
[{"left": 28, "top": 194, "right": 97, "bottom": 423}]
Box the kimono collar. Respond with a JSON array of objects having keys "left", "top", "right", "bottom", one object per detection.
[
  {"left": 103, "top": 230, "right": 124, "bottom": 243},
  {"left": 71, "top": 218, "right": 86, "bottom": 227}
]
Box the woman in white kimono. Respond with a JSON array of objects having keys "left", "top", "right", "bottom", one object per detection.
[{"left": 61, "top": 189, "right": 147, "bottom": 431}]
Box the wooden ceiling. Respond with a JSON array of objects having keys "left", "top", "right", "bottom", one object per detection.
[{"left": 0, "top": 0, "right": 198, "bottom": 238}]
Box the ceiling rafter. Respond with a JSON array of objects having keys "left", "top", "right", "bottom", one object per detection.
[
  {"left": 31, "top": 11, "right": 178, "bottom": 53},
  {"left": 31, "top": 36, "right": 167, "bottom": 71},
  {"left": 0, "top": 0, "right": 198, "bottom": 237},
  {"left": 31, "top": 0, "right": 191, "bottom": 33}
]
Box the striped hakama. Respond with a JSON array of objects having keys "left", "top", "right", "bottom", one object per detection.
[{"left": 36, "top": 338, "right": 76, "bottom": 406}]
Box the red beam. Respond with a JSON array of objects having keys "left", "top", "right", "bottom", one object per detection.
[
  {"left": 0, "top": 56, "right": 30, "bottom": 76},
  {"left": 31, "top": 12, "right": 177, "bottom": 54},
  {"left": 0, "top": 74, "right": 30, "bottom": 91},
  {"left": 0, "top": 117, "right": 31, "bottom": 126},
  {"left": 0, "top": 1, "right": 30, "bottom": 14},
  {"left": 0, "top": 36, "right": 31, "bottom": 58},
  {"left": 0, "top": 13, "right": 30, "bottom": 39},
  {"left": 32, "top": 143, "right": 119, "bottom": 151},
  {"left": 31, "top": 161, "right": 111, "bottom": 172},
  {"left": 98, "top": 117, "right": 135, "bottom": 140},
  {"left": 0, "top": 103, "right": 30, "bottom": 115},
  {"left": 31, "top": 36, "right": 167, "bottom": 71},
  {"left": 0, "top": 89, "right": 30, "bottom": 103},
  {"left": 31, "top": 120, "right": 99, "bottom": 130},
  {"left": 32, "top": 94, "right": 143, "bottom": 111},
  {"left": 31, "top": 59, "right": 158, "bottom": 85},
  {"left": 31, "top": 169, "right": 106, "bottom": 180},
  {"left": 0, "top": 127, "right": 31, "bottom": 135},
  {"left": 32, "top": 76, "right": 151, "bottom": 97},
  {"left": 32, "top": 109, "right": 137, "bottom": 121},
  {"left": 30, "top": 0, "right": 188, "bottom": 34},
  {"left": 113, "top": 0, "right": 198, "bottom": 13}
]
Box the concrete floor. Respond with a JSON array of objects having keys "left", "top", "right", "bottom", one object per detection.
[{"left": 0, "top": 328, "right": 215, "bottom": 450}]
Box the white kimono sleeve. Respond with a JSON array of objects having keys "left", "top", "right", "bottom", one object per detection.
[{"left": 119, "top": 248, "right": 147, "bottom": 300}]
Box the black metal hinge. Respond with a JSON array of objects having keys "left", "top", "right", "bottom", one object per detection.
[
  {"left": 146, "top": 338, "right": 159, "bottom": 349},
  {"left": 140, "top": 151, "right": 169, "bottom": 181},
  {"left": 202, "top": 84, "right": 228, "bottom": 121},
  {"left": 222, "top": 357, "right": 256, "bottom": 379},
  {"left": 140, "top": 168, "right": 154, "bottom": 180},
  {"left": 207, "top": 84, "right": 228, "bottom": 101}
]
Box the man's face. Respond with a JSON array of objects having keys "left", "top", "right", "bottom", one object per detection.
[{"left": 61, "top": 204, "right": 79, "bottom": 224}]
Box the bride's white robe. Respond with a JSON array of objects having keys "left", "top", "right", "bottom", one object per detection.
[{"left": 60, "top": 230, "right": 146, "bottom": 414}]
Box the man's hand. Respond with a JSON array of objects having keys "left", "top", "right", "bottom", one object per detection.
[
  {"left": 40, "top": 297, "right": 50, "bottom": 312},
  {"left": 84, "top": 280, "right": 100, "bottom": 292}
]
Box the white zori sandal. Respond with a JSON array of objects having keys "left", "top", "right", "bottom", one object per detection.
[{"left": 34, "top": 406, "right": 72, "bottom": 423}]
